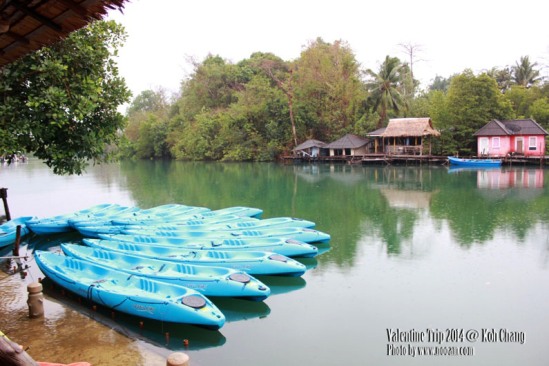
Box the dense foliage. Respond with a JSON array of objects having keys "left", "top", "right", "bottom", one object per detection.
[
  {"left": 119, "top": 39, "right": 548, "bottom": 161},
  {"left": 0, "top": 20, "right": 131, "bottom": 175}
]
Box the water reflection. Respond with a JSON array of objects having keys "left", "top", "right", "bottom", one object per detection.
[
  {"left": 256, "top": 275, "right": 307, "bottom": 296},
  {"left": 2, "top": 161, "right": 549, "bottom": 365},
  {"left": 40, "top": 277, "right": 227, "bottom": 352}
]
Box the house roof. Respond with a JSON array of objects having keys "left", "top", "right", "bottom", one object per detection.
[
  {"left": 293, "top": 139, "right": 326, "bottom": 151},
  {"left": 382, "top": 118, "right": 441, "bottom": 137},
  {"left": 324, "top": 134, "right": 370, "bottom": 149},
  {"left": 366, "top": 127, "right": 386, "bottom": 137},
  {"left": 474, "top": 119, "right": 549, "bottom": 136},
  {"left": 0, "top": 0, "right": 128, "bottom": 68}
]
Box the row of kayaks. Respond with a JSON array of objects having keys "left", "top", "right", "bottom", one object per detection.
[{"left": 8, "top": 203, "right": 331, "bottom": 330}]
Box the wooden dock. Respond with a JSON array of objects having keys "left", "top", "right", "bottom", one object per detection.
[{"left": 282, "top": 154, "right": 549, "bottom": 166}]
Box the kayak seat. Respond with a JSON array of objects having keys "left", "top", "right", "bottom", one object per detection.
[
  {"left": 175, "top": 263, "right": 196, "bottom": 275},
  {"left": 206, "top": 251, "right": 230, "bottom": 259},
  {"left": 139, "top": 278, "right": 157, "bottom": 293},
  {"left": 64, "top": 257, "right": 84, "bottom": 271}
]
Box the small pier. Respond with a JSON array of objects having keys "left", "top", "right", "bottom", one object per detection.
[
  {"left": 282, "top": 154, "right": 449, "bottom": 165},
  {"left": 282, "top": 154, "right": 549, "bottom": 167}
]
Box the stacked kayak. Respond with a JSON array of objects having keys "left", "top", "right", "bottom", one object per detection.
[
  {"left": 98, "top": 234, "right": 319, "bottom": 258},
  {"left": 83, "top": 238, "right": 307, "bottom": 277},
  {"left": 61, "top": 244, "right": 271, "bottom": 301},
  {"left": 27, "top": 204, "right": 136, "bottom": 235},
  {"left": 121, "top": 227, "right": 331, "bottom": 244},
  {"left": 69, "top": 204, "right": 212, "bottom": 228},
  {"left": 35, "top": 251, "right": 226, "bottom": 329},
  {"left": 110, "top": 206, "right": 263, "bottom": 226},
  {"left": 0, "top": 216, "right": 35, "bottom": 248}
]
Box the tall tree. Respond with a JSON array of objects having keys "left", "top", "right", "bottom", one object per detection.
[
  {"left": 512, "top": 56, "right": 542, "bottom": 88},
  {"left": 486, "top": 67, "right": 513, "bottom": 92},
  {"left": 294, "top": 38, "right": 365, "bottom": 140},
  {"left": 365, "top": 56, "right": 405, "bottom": 128},
  {"left": 444, "top": 70, "right": 513, "bottom": 154},
  {"left": 255, "top": 53, "right": 298, "bottom": 147},
  {"left": 0, "top": 20, "right": 130, "bottom": 175}
]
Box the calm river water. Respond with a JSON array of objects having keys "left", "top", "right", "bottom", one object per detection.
[{"left": 1, "top": 159, "right": 548, "bottom": 366}]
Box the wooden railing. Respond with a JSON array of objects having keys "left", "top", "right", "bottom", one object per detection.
[{"left": 386, "top": 145, "right": 423, "bottom": 155}]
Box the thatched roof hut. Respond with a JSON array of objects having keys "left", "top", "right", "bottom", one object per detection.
[
  {"left": 382, "top": 118, "right": 440, "bottom": 137},
  {"left": 1, "top": 0, "right": 128, "bottom": 67}
]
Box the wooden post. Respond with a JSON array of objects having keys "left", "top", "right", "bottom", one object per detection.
[
  {"left": 0, "top": 188, "right": 11, "bottom": 221},
  {"left": 167, "top": 352, "right": 190, "bottom": 366},
  {"left": 13, "top": 226, "right": 21, "bottom": 257}
]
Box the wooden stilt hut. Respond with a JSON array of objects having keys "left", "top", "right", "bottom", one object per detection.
[{"left": 378, "top": 118, "right": 440, "bottom": 156}]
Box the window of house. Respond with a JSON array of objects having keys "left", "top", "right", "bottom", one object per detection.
[
  {"left": 492, "top": 137, "right": 500, "bottom": 148},
  {"left": 529, "top": 137, "right": 537, "bottom": 151}
]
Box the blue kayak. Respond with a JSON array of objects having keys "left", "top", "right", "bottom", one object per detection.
[
  {"left": 111, "top": 206, "right": 264, "bottom": 226},
  {"left": 0, "top": 216, "right": 34, "bottom": 248},
  {"left": 98, "top": 234, "right": 319, "bottom": 258},
  {"left": 61, "top": 244, "right": 271, "bottom": 301},
  {"left": 135, "top": 217, "right": 316, "bottom": 231},
  {"left": 35, "top": 251, "right": 226, "bottom": 329},
  {"left": 83, "top": 238, "right": 307, "bottom": 277},
  {"left": 121, "top": 227, "right": 331, "bottom": 244},
  {"left": 27, "top": 204, "right": 135, "bottom": 234},
  {"left": 71, "top": 204, "right": 212, "bottom": 228}
]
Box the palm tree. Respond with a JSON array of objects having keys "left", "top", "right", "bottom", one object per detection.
[
  {"left": 366, "top": 56, "right": 405, "bottom": 128},
  {"left": 512, "top": 56, "right": 542, "bottom": 88}
]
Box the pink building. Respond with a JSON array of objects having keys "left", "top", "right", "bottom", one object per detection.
[{"left": 473, "top": 119, "right": 548, "bottom": 157}]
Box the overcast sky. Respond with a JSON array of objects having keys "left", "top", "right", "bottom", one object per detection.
[{"left": 107, "top": 0, "right": 549, "bottom": 100}]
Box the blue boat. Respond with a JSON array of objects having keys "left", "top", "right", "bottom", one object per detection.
[
  {"left": 83, "top": 238, "right": 307, "bottom": 277},
  {"left": 98, "top": 234, "right": 319, "bottom": 258},
  {"left": 134, "top": 216, "right": 317, "bottom": 231},
  {"left": 111, "top": 206, "right": 263, "bottom": 226},
  {"left": 0, "top": 216, "right": 34, "bottom": 248},
  {"left": 120, "top": 227, "right": 331, "bottom": 244},
  {"left": 71, "top": 204, "right": 212, "bottom": 228},
  {"left": 61, "top": 244, "right": 271, "bottom": 301},
  {"left": 448, "top": 156, "right": 502, "bottom": 167},
  {"left": 35, "top": 251, "right": 226, "bottom": 329},
  {"left": 27, "top": 204, "right": 135, "bottom": 235}
]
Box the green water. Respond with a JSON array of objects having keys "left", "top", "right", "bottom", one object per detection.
[{"left": 0, "top": 160, "right": 548, "bottom": 366}]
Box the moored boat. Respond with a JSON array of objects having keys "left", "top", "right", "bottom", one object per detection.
[
  {"left": 34, "top": 251, "right": 226, "bottom": 329},
  {"left": 98, "top": 234, "right": 319, "bottom": 258},
  {"left": 121, "top": 226, "right": 331, "bottom": 244},
  {"left": 73, "top": 204, "right": 212, "bottom": 228},
  {"left": 142, "top": 216, "right": 316, "bottom": 231},
  {"left": 111, "top": 206, "right": 263, "bottom": 226},
  {"left": 61, "top": 244, "right": 271, "bottom": 301},
  {"left": 27, "top": 204, "right": 134, "bottom": 234},
  {"left": 0, "top": 216, "right": 34, "bottom": 248},
  {"left": 83, "top": 238, "right": 307, "bottom": 276},
  {"left": 447, "top": 156, "right": 502, "bottom": 167}
]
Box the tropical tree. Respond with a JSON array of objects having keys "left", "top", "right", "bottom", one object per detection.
[
  {"left": 529, "top": 98, "right": 549, "bottom": 129},
  {"left": 122, "top": 89, "right": 172, "bottom": 159},
  {"left": 486, "top": 67, "right": 513, "bottom": 92},
  {"left": 0, "top": 20, "right": 130, "bottom": 175},
  {"left": 504, "top": 85, "right": 542, "bottom": 118},
  {"left": 512, "top": 56, "right": 542, "bottom": 88},
  {"left": 443, "top": 70, "right": 513, "bottom": 154},
  {"left": 293, "top": 38, "right": 366, "bottom": 140},
  {"left": 365, "top": 56, "right": 405, "bottom": 128},
  {"left": 428, "top": 75, "right": 452, "bottom": 92}
]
